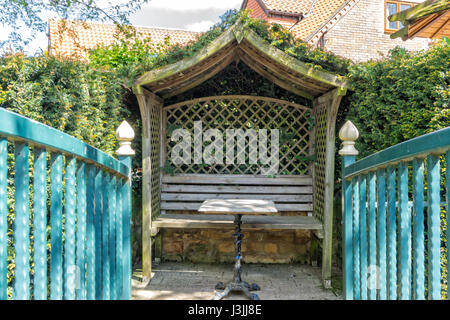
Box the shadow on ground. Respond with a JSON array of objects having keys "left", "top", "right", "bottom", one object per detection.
[{"left": 132, "top": 262, "right": 342, "bottom": 300}]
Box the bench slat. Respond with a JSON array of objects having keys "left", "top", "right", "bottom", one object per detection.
[
  {"left": 161, "top": 193, "right": 313, "bottom": 202},
  {"left": 160, "top": 202, "right": 313, "bottom": 212},
  {"left": 162, "top": 174, "right": 312, "bottom": 185},
  {"left": 161, "top": 184, "right": 313, "bottom": 194},
  {"left": 153, "top": 214, "right": 322, "bottom": 230}
]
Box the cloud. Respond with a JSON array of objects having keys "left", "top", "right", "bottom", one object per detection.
[
  {"left": 185, "top": 20, "right": 217, "bottom": 32},
  {"left": 142, "top": 0, "right": 242, "bottom": 11}
]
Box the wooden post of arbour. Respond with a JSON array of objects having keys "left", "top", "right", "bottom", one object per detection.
[
  {"left": 134, "top": 87, "right": 163, "bottom": 281},
  {"left": 314, "top": 88, "right": 346, "bottom": 288},
  {"left": 116, "top": 120, "right": 135, "bottom": 300},
  {"left": 339, "top": 120, "right": 359, "bottom": 300}
]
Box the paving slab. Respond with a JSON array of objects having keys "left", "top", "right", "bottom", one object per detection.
[{"left": 132, "top": 262, "right": 341, "bottom": 300}]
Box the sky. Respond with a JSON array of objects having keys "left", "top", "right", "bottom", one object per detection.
[
  {"left": 2, "top": 0, "right": 243, "bottom": 55},
  {"left": 131, "top": 0, "right": 243, "bottom": 31}
]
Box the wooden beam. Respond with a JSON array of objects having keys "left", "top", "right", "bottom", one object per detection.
[
  {"left": 153, "top": 214, "right": 323, "bottom": 230},
  {"left": 161, "top": 184, "right": 313, "bottom": 194},
  {"left": 239, "top": 43, "right": 327, "bottom": 94},
  {"left": 430, "top": 15, "right": 450, "bottom": 38},
  {"left": 162, "top": 174, "right": 313, "bottom": 185},
  {"left": 135, "top": 89, "right": 163, "bottom": 280},
  {"left": 243, "top": 28, "right": 350, "bottom": 90},
  {"left": 317, "top": 88, "right": 347, "bottom": 104},
  {"left": 389, "top": 0, "right": 450, "bottom": 25},
  {"left": 409, "top": 12, "right": 446, "bottom": 38},
  {"left": 152, "top": 44, "right": 236, "bottom": 93},
  {"left": 161, "top": 50, "right": 237, "bottom": 98},
  {"left": 240, "top": 54, "right": 315, "bottom": 100},
  {"left": 134, "top": 21, "right": 242, "bottom": 87},
  {"left": 314, "top": 89, "right": 343, "bottom": 288},
  {"left": 163, "top": 94, "right": 310, "bottom": 111},
  {"left": 161, "top": 193, "right": 313, "bottom": 202}
]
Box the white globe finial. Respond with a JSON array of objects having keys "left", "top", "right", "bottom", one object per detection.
[
  {"left": 116, "top": 120, "right": 135, "bottom": 156},
  {"left": 339, "top": 120, "right": 359, "bottom": 156}
]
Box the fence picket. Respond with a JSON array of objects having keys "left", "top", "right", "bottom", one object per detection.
[
  {"left": 86, "top": 164, "right": 96, "bottom": 300},
  {"left": 109, "top": 176, "right": 117, "bottom": 300},
  {"left": 342, "top": 155, "right": 354, "bottom": 299},
  {"left": 94, "top": 168, "right": 103, "bottom": 300},
  {"left": 102, "top": 173, "right": 111, "bottom": 300},
  {"left": 0, "top": 109, "right": 133, "bottom": 300},
  {"left": 50, "top": 153, "right": 64, "bottom": 300},
  {"left": 14, "top": 143, "right": 30, "bottom": 300},
  {"left": 341, "top": 124, "right": 450, "bottom": 300},
  {"left": 76, "top": 162, "right": 87, "bottom": 300},
  {"left": 33, "top": 148, "right": 47, "bottom": 300},
  {"left": 398, "top": 161, "right": 411, "bottom": 300},
  {"left": 64, "top": 157, "right": 76, "bottom": 299},
  {"left": 116, "top": 178, "right": 123, "bottom": 299},
  {"left": 352, "top": 178, "right": 360, "bottom": 300},
  {"left": 376, "top": 169, "right": 387, "bottom": 300},
  {"left": 386, "top": 166, "right": 397, "bottom": 300},
  {"left": 427, "top": 154, "right": 441, "bottom": 299},
  {"left": 0, "top": 138, "right": 7, "bottom": 300},
  {"left": 368, "top": 172, "right": 377, "bottom": 300},
  {"left": 120, "top": 156, "right": 132, "bottom": 300},
  {"left": 359, "top": 175, "right": 367, "bottom": 300},
  {"left": 412, "top": 158, "right": 425, "bottom": 300}
]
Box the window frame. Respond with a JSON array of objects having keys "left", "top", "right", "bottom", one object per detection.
[{"left": 384, "top": 0, "right": 416, "bottom": 33}]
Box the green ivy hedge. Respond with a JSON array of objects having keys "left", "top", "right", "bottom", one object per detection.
[
  {"left": 346, "top": 41, "right": 449, "bottom": 158},
  {"left": 0, "top": 53, "right": 132, "bottom": 153}
]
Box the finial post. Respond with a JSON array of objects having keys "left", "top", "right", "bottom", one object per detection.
[
  {"left": 115, "top": 120, "right": 135, "bottom": 157},
  {"left": 339, "top": 120, "right": 359, "bottom": 300},
  {"left": 115, "top": 120, "right": 134, "bottom": 300},
  {"left": 339, "top": 120, "right": 359, "bottom": 156}
]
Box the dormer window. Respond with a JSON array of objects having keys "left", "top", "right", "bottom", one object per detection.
[{"left": 385, "top": 0, "right": 414, "bottom": 32}]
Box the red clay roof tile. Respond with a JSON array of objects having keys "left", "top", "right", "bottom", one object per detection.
[{"left": 49, "top": 19, "right": 201, "bottom": 60}]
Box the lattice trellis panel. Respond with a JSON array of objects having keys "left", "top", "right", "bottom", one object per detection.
[
  {"left": 313, "top": 102, "right": 327, "bottom": 223},
  {"left": 164, "top": 95, "right": 312, "bottom": 175},
  {"left": 150, "top": 102, "right": 161, "bottom": 218}
]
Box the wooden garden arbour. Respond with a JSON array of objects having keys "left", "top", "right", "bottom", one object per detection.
[{"left": 132, "top": 19, "right": 349, "bottom": 287}]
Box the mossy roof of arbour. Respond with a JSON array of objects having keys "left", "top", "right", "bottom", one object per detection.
[{"left": 132, "top": 18, "right": 350, "bottom": 101}]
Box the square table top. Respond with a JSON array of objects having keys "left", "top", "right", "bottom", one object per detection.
[{"left": 198, "top": 199, "right": 277, "bottom": 215}]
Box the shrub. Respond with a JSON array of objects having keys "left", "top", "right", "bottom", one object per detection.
[
  {"left": 0, "top": 53, "right": 132, "bottom": 153},
  {"left": 346, "top": 40, "right": 449, "bottom": 158}
]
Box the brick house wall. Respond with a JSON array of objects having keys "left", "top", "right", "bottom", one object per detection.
[
  {"left": 246, "top": 0, "right": 269, "bottom": 19},
  {"left": 244, "top": 0, "right": 430, "bottom": 62},
  {"left": 318, "top": 0, "right": 429, "bottom": 62}
]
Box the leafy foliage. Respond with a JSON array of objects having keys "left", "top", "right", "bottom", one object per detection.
[
  {"left": 89, "top": 30, "right": 172, "bottom": 88},
  {"left": 346, "top": 40, "right": 449, "bottom": 158},
  {"left": 140, "top": 10, "right": 352, "bottom": 77},
  {"left": 0, "top": 53, "right": 132, "bottom": 154}
]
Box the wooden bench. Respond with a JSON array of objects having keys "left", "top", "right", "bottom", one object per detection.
[
  {"left": 160, "top": 174, "right": 314, "bottom": 213},
  {"left": 152, "top": 174, "right": 323, "bottom": 262}
]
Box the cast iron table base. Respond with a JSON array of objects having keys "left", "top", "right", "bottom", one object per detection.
[{"left": 212, "top": 214, "right": 261, "bottom": 300}]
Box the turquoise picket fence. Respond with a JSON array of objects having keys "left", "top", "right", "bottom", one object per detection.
[
  {"left": 340, "top": 121, "right": 450, "bottom": 300},
  {"left": 0, "top": 107, "right": 133, "bottom": 300}
]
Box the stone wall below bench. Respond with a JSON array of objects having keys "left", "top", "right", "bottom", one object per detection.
[{"left": 159, "top": 228, "right": 312, "bottom": 264}]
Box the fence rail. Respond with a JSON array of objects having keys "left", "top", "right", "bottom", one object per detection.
[
  {"left": 0, "top": 107, "right": 134, "bottom": 300},
  {"left": 340, "top": 121, "right": 450, "bottom": 300}
]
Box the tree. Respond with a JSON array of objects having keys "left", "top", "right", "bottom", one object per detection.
[{"left": 0, "top": 0, "right": 149, "bottom": 52}]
